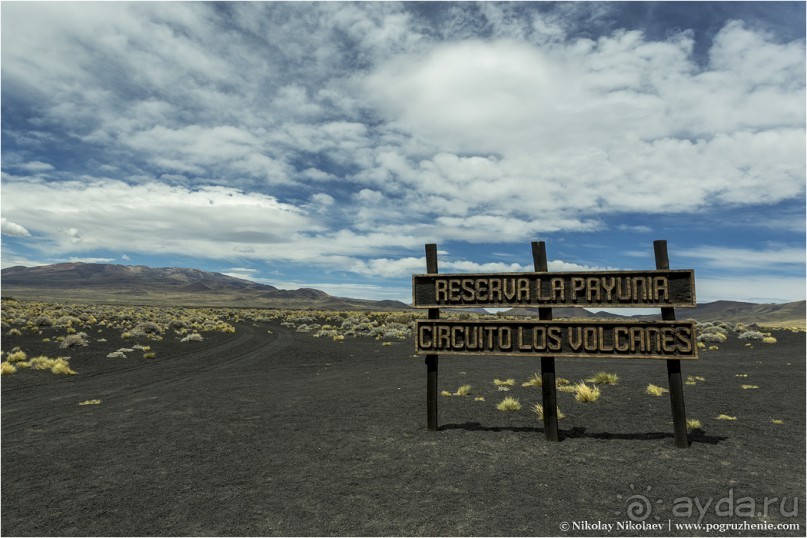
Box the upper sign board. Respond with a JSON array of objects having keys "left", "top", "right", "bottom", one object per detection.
[{"left": 412, "top": 270, "right": 695, "bottom": 309}]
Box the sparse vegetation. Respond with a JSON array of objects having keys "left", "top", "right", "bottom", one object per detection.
[
  {"left": 585, "top": 372, "right": 618, "bottom": 385},
  {"left": 1, "top": 362, "right": 17, "bottom": 375},
  {"left": 646, "top": 384, "right": 668, "bottom": 396},
  {"left": 180, "top": 333, "right": 203, "bottom": 343},
  {"left": 441, "top": 390, "right": 452, "bottom": 397},
  {"left": 771, "top": 419, "right": 784, "bottom": 425},
  {"left": 79, "top": 399, "right": 101, "bottom": 406},
  {"left": 454, "top": 384, "right": 472, "bottom": 396},
  {"left": 686, "top": 419, "right": 702, "bottom": 430},
  {"left": 521, "top": 372, "right": 542, "bottom": 388},
  {"left": 493, "top": 378, "right": 516, "bottom": 387},
  {"left": 741, "top": 384, "right": 759, "bottom": 390},
  {"left": 574, "top": 383, "right": 601, "bottom": 403},
  {"left": 532, "top": 403, "right": 565, "bottom": 420},
  {"left": 716, "top": 414, "right": 736, "bottom": 421},
  {"left": 496, "top": 397, "right": 521, "bottom": 411}
]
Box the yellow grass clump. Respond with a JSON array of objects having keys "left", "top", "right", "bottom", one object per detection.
[
  {"left": 532, "top": 403, "right": 565, "bottom": 420},
  {"left": 557, "top": 384, "right": 578, "bottom": 393},
  {"left": 474, "top": 396, "right": 485, "bottom": 402},
  {"left": 574, "top": 383, "right": 601, "bottom": 403},
  {"left": 771, "top": 419, "right": 784, "bottom": 425},
  {"left": 79, "top": 400, "right": 101, "bottom": 406},
  {"left": 496, "top": 397, "right": 521, "bottom": 411},
  {"left": 716, "top": 414, "right": 736, "bottom": 421},
  {"left": 6, "top": 350, "right": 27, "bottom": 363},
  {"left": 686, "top": 419, "right": 702, "bottom": 430},
  {"left": 556, "top": 378, "right": 571, "bottom": 385},
  {"left": 741, "top": 384, "right": 759, "bottom": 390},
  {"left": 646, "top": 384, "right": 668, "bottom": 396},
  {"left": 762, "top": 336, "right": 777, "bottom": 344},
  {"left": 441, "top": 390, "right": 452, "bottom": 397},
  {"left": 708, "top": 345, "right": 719, "bottom": 351},
  {"left": 586, "top": 372, "right": 618, "bottom": 385},
  {"left": 1, "top": 362, "right": 17, "bottom": 375},
  {"left": 493, "top": 378, "right": 516, "bottom": 387},
  {"left": 454, "top": 384, "right": 472, "bottom": 396},
  {"left": 521, "top": 372, "right": 542, "bottom": 388}
]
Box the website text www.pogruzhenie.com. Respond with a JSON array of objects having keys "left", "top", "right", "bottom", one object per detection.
[{"left": 561, "top": 520, "right": 801, "bottom": 533}]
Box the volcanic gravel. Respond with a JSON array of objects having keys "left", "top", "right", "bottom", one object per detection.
[{"left": 2, "top": 322, "right": 804, "bottom": 536}]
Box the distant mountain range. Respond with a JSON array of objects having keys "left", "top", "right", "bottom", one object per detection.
[
  {"left": 0, "top": 263, "right": 409, "bottom": 310},
  {"left": 1, "top": 262, "right": 804, "bottom": 323},
  {"left": 504, "top": 301, "right": 806, "bottom": 324}
]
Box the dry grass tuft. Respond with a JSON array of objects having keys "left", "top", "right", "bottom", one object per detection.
[
  {"left": 474, "top": 396, "right": 485, "bottom": 402},
  {"left": 735, "top": 374, "right": 749, "bottom": 378},
  {"left": 771, "top": 419, "right": 784, "bottom": 425},
  {"left": 716, "top": 414, "right": 737, "bottom": 421},
  {"left": 50, "top": 358, "right": 76, "bottom": 375},
  {"left": 645, "top": 384, "right": 668, "bottom": 396},
  {"left": 556, "top": 378, "right": 571, "bottom": 385},
  {"left": 521, "top": 372, "right": 542, "bottom": 388},
  {"left": 586, "top": 372, "right": 619, "bottom": 385},
  {"left": 454, "top": 384, "right": 472, "bottom": 396},
  {"left": 441, "top": 390, "right": 452, "bottom": 397},
  {"left": 1, "top": 362, "right": 17, "bottom": 375},
  {"left": 532, "top": 403, "right": 565, "bottom": 420},
  {"left": 79, "top": 399, "right": 101, "bottom": 406},
  {"left": 6, "top": 350, "right": 27, "bottom": 363},
  {"left": 557, "top": 384, "right": 578, "bottom": 393},
  {"left": 493, "top": 378, "right": 516, "bottom": 387},
  {"left": 686, "top": 418, "right": 703, "bottom": 430},
  {"left": 762, "top": 336, "right": 777, "bottom": 344},
  {"left": 708, "top": 345, "right": 719, "bottom": 351},
  {"left": 574, "top": 383, "right": 601, "bottom": 403},
  {"left": 496, "top": 396, "right": 522, "bottom": 411},
  {"left": 741, "top": 384, "right": 759, "bottom": 390}
]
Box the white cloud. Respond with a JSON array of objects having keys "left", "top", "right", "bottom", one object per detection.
[
  {"left": 15, "top": 161, "right": 55, "bottom": 173},
  {"left": 683, "top": 245, "right": 805, "bottom": 270},
  {"left": 67, "top": 257, "right": 115, "bottom": 264},
  {"left": 1, "top": 218, "right": 31, "bottom": 237}
]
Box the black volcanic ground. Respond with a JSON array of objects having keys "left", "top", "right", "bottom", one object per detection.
[{"left": 2, "top": 318, "right": 804, "bottom": 536}]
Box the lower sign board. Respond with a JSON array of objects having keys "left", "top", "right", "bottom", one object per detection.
[{"left": 415, "top": 319, "right": 698, "bottom": 360}]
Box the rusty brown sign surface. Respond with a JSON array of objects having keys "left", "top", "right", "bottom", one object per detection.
[
  {"left": 412, "top": 270, "right": 695, "bottom": 309},
  {"left": 415, "top": 319, "right": 698, "bottom": 360}
]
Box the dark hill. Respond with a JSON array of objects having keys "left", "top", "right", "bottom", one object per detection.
[{"left": 0, "top": 263, "right": 409, "bottom": 310}]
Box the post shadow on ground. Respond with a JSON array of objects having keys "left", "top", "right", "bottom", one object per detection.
[{"left": 438, "top": 423, "right": 728, "bottom": 445}]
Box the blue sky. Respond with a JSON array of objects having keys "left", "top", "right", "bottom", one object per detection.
[{"left": 1, "top": 2, "right": 805, "bottom": 306}]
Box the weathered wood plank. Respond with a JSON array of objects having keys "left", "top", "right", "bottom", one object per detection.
[
  {"left": 414, "top": 319, "right": 698, "bottom": 360},
  {"left": 412, "top": 270, "right": 695, "bottom": 308}
]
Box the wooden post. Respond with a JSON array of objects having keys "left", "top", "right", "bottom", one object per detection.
[
  {"left": 532, "top": 241, "right": 559, "bottom": 442},
  {"left": 425, "top": 244, "right": 439, "bottom": 431},
  {"left": 654, "top": 240, "right": 690, "bottom": 448}
]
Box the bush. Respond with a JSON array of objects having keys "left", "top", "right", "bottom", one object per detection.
[
  {"left": 522, "top": 372, "right": 542, "bottom": 388},
  {"left": 181, "top": 333, "right": 203, "bottom": 343},
  {"left": 496, "top": 397, "right": 522, "bottom": 411},
  {"left": 646, "top": 384, "right": 668, "bottom": 396},
  {"left": 532, "top": 403, "right": 565, "bottom": 420},
  {"left": 33, "top": 315, "right": 53, "bottom": 327},
  {"left": 454, "top": 384, "right": 472, "bottom": 396},
  {"left": 1, "top": 362, "right": 17, "bottom": 375},
  {"left": 586, "top": 372, "right": 618, "bottom": 385},
  {"left": 574, "top": 383, "right": 601, "bottom": 403},
  {"left": 738, "top": 331, "right": 765, "bottom": 341},
  {"left": 60, "top": 333, "right": 89, "bottom": 348}
]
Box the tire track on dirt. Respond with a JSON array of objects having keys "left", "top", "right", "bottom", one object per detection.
[{"left": 1, "top": 323, "right": 293, "bottom": 433}]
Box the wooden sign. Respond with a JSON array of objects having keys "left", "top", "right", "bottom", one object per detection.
[
  {"left": 412, "top": 270, "right": 695, "bottom": 309},
  {"left": 415, "top": 319, "right": 698, "bottom": 360}
]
